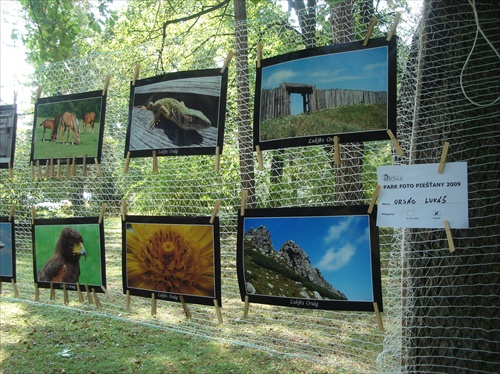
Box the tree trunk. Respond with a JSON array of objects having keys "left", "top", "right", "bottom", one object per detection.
[
  {"left": 330, "top": 0, "right": 365, "bottom": 205},
  {"left": 400, "top": 1, "right": 500, "bottom": 372},
  {"left": 234, "top": 0, "right": 255, "bottom": 207}
]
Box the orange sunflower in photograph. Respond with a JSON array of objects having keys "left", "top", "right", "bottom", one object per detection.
[{"left": 126, "top": 223, "right": 215, "bottom": 296}]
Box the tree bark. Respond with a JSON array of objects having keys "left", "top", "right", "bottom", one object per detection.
[{"left": 234, "top": 0, "right": 255, "bottom": 207}]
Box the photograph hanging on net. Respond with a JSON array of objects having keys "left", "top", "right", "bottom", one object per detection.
[
  {"left": 125, "top": 68, "right": 228, "bottom": 157},
  {"left": 0, "top": 104, "right": 17, "bottom": 168},
  {"left": 254, "top": 37, "right": 396, "bottom": 150},
  {"left": 0, "top": 217, "right": 16, "bottom": 282},
  {"left": 237, "top": 205, "right": 382, "bottom": 312},
  {"left": 30, "top": 90, "right": 106, "bottom": 165},
  {"left": 32, "top": 217, "right": 106, "bottom": 292},
  {"left": 122, "top": 215, "right": 222, "bottom": 307}
]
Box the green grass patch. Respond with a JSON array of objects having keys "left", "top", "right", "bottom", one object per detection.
[
  {"left": 33, "top": 117, "right": 101, "bottom": 160},
  {"left": 0, "top": 300, "right": 340, "bottom": 373},
  {"left": 261, "top": 104, "right": 387, "bottom": 141}
]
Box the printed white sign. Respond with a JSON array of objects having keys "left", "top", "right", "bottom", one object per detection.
[{"left": 376, "top": 162, "right": 468, "bottom": 228}]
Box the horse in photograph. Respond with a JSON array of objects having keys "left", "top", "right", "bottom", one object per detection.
[
  {"left": 82, "top": 111, "right": 96, "bottom": 134},
  {"left": 58, "top": 112, "right": 80, "bottom": 145},
  {"left": 39, "top": 113, "right": 62, "bottom": 142}
]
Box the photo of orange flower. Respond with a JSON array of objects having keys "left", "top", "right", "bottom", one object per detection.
[{"left": 126, "top": 222, "right": 215, "bottom": 297}]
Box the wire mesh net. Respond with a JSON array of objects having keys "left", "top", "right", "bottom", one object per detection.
[{"left": 1, "top": 1, "right": 499, "bottom": 373}]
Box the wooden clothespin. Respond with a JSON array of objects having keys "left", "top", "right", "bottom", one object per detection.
[
  {"left": 34, "top": 284, "right": 40, "bottom": 301},
  {"left": 214, "top": 146, "right": 221, "bottom": 173},
  {"left": 363, "top": 18, "right": 377, "bottom": 46},
  {"left": 256, "top": 145, "right": 264, "bottom": 171},
  {"left": 63, "top": 284, "right": 69, "bottom": 305},
  {"left": 93, "top": 288, "right": 102, "bottom": 309},
  {"left": 124, "top": 151, "right": 132, "bottom": 174},
  {"left": 85, "top": 284, "right": 94, "bottom": 304},
  {"left": 179, "top": 295, "right": 192, "bottom": 319},
  {"left": 132, "top": 64, "right": 141, "bottom": 86},
  {"left": 240, "top": 189, "right": 248, "bottom": 216},
  {"left": 72, "top": 156, "right": 77, "bottom": 177},
  {"left": 35, "top": 86, "right": 43, "bottom": 103},
  {"left": 386, "top": 12, "right": 401, "bottom": 41},
  {"left": 220, "top": 50, "right": 235, "bottom": 74},
  {"left": 83, "top": 154, "right": 88, "bottom": 176},
  {"left": 210, "top": 199, "right": 221, "bottom": 224},
  {"left": 373, "top": 302, "right": 384, "bottom": 331},
  {"left": 214, "top": 299, "right": 223, "bottom": 324},
  {"left": 66, "top": 158, "right": 71, "bottom": 179},
  {"left": 368, "top": 185, "right": 381, "bottom": 214},
  {"left": 100, "top": 286, "right": 113, "bottom": 301},
  {"left": 8, "top": 205, "right": 16, "bottom": 221},
  {"left": 121, "top": 198, "right": 128, "bottom": 221},
  {"left": 98, "top": 203, "right": 107, "bottom": 224},
  {"left": 95, "top": 158, "right": 102, "bottom": 177},
  {"left": 438, "top": 141, "right": 450, "bottom": 174},
  {"left": 50, "top": 282, "right": 56, "bottom": 300},
  {"left": 50, "top": 158, "right": 55, "bottom": 178},
  {"left": 30, "top": 161, "right": 35, "bottom": 180},
  {"left": 257, "top": 41, "right": 263, "bottom": 68},
  {"left": 12, "top": 279, "right": 19, "bottom": 298},
  {"left": 37, "top": 160, "right": 42, "bottom": 179},
  {"left": 57, "top": 159, "right": 62, "bottom": 179},
  {"left": 126, "top": 290, "right": 131, "bottom": 312},
  {"left": 387, "top": 130, "right": 404, "bottom": 157},
  {"left": 31, "top": 206, "right": 36, "bottom": 225},
  {"left": 152, "top": 151, "right": 158, "bottom": 174},
  {"left": 76, "top": 282, "right": 84, "bottom": 303},
  {"left": 102, "top": 75, "right": 111, "bottom": 96},
  {"left": 8, "top": 161, "right": 13, "bottom": 179},
  {"left": 151, "top": 293, "right": 157, "bottom": 316},
  {"left": 334, "top": 136, "right": 341, "bottom": 165},
  {"left": 14, "top": 91, "right": 18, "bottom": 105},
  {"left": 243, "top": 295, "right": 250, "bottom": 319},
  {"left": 443, "top": 220, "right": 455, "bottom": 253},
  {"left": 44, "top": 160, "right": 50, "bottom": 179}
]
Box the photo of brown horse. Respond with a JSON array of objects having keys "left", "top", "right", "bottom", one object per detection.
[
  {"left": 82, "top": 112, "right": 96, "bottom": 134},
  {"left": 58, "top": 112, "right": 80, "bottom": 145},
  {"left": 38, "top": 113, "right": 62, "bottom": 142}
]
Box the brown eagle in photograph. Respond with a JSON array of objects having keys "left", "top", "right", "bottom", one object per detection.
[{"left": 37, "top": 227, "right": 87, "bottom": 283}]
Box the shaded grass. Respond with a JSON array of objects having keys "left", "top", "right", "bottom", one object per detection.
[
  {"left": 0, "top": 299, "right": 345, "bottom": 373},
  {"left": 261, "top": 104, "right": 387, "bottom": 141}
]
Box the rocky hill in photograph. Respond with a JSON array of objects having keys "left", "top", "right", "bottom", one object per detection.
[{"left": 244, "top": 226, "right": 347, "bottom": 300}]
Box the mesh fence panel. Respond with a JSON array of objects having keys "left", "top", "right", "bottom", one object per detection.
[{"left": 1, "top": 1, "right": 499, "bottom": 373}]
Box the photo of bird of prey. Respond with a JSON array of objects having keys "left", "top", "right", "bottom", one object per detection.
[{"left": 37, "top": 227, "right": 86, "bottom": 283}]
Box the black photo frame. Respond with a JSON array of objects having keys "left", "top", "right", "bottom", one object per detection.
[
  {"left": 254, "top": 37, "right": 396, "bottom": 150},
  {"left": 0, "top": 104, "right": 17, "bottom": 168},
  {"left": 0, "top": 217, "right": 16, "bottom": 282},
  {"left": 32, "top": 217, "right": 106, "bottom": 292},
  {"left": 122, "top": 215, "right": 222, "bottom": 307},
  {"left": 31, "top": 90, "right": 106, "bottom": 165},
  {"left": 125, "top": 68, "right": 228, "bottom": 157},
  {"left": 237, "top": 205, "right": 382, "bottom": 312}
]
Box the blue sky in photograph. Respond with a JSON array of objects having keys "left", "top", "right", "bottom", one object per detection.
[
  {"left": 261, "top": 46, "right": 388, "bottom": 94},
  {"left": 244, "top": 215, "right": 374, "bottom": 301},
  {"left": 0, "top": 222, "right": 13, "bottom": 277}
]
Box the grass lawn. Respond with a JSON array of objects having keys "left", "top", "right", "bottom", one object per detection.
[
  {"left": 32, "top": 117, "right": 101, "bottom": 161},
  {"left": 260, "top": 104, "right": 387, "bottom": 141},
  {"left": 0, "top": 299, "right": 342, "bottom": 373}
]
